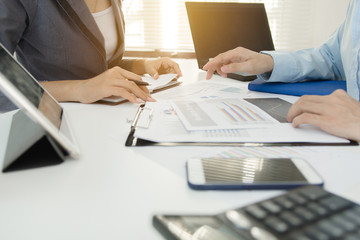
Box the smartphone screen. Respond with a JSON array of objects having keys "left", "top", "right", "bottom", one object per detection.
[
  {"left": 203, "top": 157, "right": 305, "bottom": 183},
  {"left": 187, "top": 157, "right": 323, "bottom": 190}
]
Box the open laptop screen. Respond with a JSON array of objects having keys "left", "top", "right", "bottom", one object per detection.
[{"left": 186, "top": 2, "right": 274, "bottom": 70}]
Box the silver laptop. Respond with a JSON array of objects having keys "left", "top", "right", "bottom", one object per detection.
[
  {"left": 0, "top": 43, "right": 79, "bottom": 171},
  {"left": 186, "top": 2, "right": 274, "bottom": 81}
]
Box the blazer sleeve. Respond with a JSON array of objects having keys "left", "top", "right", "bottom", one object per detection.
[
  {"left": 115, "top": 59, "right": 135, "bottom": 72},
  {"left": 0, "top": 0, "right": 37, "bottom": 53}
]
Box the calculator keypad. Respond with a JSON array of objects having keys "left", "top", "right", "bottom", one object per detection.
[{"left": 226, "top": 186, "right": 360, "bottom": 240}]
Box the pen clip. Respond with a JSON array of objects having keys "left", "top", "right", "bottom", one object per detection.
[
  {"left": 130, "top": 104, "right": 153, "bottom": 129},
  {"left": 136, "top": 107, "right": 153, "bottom": 129},
  {"left": 131, "top": 103, "right": 145, "bottom": 129}
]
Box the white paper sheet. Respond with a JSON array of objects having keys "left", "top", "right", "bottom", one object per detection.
[
  {"left": 134, "top": 100, "right": 349, "bottom": 143},
  {"left": 171, "top": 98, "right": 278, "bottom": 131},
  {"left": 142, "top": 73, "right": 178, "bottom": 91},
  {"left": 152, "top": 80, "right": 247, "bottom": 100}
]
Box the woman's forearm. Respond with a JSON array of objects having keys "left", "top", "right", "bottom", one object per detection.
[{"left": 40, "top": 80, "right": 84, "bottom": 102}]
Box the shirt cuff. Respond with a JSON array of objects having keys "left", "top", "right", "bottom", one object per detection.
[
  {"left": 257, "top": 51, "right": 298, "bottom": 83},
  {"left": 257, "top": 51, "right": 274, "bottom": 81}
]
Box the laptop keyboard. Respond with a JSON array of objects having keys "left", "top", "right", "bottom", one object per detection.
[{"left": 153, "top": 186, "right": 360, "bottom": 240}]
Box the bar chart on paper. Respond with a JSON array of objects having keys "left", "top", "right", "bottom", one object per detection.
[
  {"left": 171, "top": 98, "right": 277, "bottom": 131},
  {"left": 217, "top": 100, "right": 266, "bottom": 123}
]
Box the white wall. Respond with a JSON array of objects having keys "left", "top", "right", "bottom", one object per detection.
[
  {"left": 311, "top": 0, "right": 350, "bottom": 47},
  {"left": 263, "top": 0, "right": 351, "bottom": 51}
]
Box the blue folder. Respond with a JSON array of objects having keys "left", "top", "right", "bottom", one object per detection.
[{"left": 248, "top": 78, "right": 347, "bottom": 96}]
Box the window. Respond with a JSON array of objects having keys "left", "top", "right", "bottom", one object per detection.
[{"left": 122, "top": 0, "right": 348, "bottom": 54}]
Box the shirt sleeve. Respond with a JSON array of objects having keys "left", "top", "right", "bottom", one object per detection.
[{"left": 258, "top": 24, "right": 346, "bottom": 83}]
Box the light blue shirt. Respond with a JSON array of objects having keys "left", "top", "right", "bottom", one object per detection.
[{"left": 259, "top": 0, "right": 360, "bottom": 100}]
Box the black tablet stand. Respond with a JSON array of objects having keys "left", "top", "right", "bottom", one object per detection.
[{"left": 2, "top": 110, "right": 66, "bottom": 172}]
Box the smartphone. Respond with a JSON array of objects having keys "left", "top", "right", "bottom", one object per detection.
[{"left": 186, "top": 157, "right": 323, "bottom": 190}]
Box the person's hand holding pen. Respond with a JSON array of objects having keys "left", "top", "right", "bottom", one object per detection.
[
  {"left": 44, "top": 58, "right": 182, "bottom": 104},
  {"left": 76, "top": 66, "right": 156, "bottom": 104}
]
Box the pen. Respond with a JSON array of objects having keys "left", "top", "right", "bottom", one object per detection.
[{"left": 128, "top": 79, "right": 149, "bottom": 86}]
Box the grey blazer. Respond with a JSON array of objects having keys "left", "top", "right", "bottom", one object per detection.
[{"left": 0, "top": 0, "right": 133, "bottom": 81}]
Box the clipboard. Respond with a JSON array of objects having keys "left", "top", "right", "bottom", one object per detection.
[{"left": 125, "top": 104, "right": 358, "bottom": 147}]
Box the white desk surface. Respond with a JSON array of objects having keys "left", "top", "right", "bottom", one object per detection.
[{"left": 0, "top": 59, "right": 359, "bottom": 240}]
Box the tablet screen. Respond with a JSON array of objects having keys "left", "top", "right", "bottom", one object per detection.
[
  {"left": 0, "top": 48, "right": 62, "bottom": 129},
  {"left": 0, "top": 44, "right": 79, "bottom": 163}
]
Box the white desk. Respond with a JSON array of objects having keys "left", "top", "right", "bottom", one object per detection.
[{"left": 0, "top": 59, "right": 359, "bottom": 240}]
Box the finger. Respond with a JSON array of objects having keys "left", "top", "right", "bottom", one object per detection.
[
  {"left": 221, "top": 62, "right": 247, "bottom": 74},
  {"left": 153, "top": 71, "right": 159, "bottom": 79},
  {"left": 131, "top": 84, "right": 156, "bottom": 102},
  {"left": 287, "top": 99, "right": 327, "bottom": 122},
  {"left": 139, "top": 84, "right": 150, "bottom": 94},
  {"left": 110, "top": 88, "right": 145, "bottom": 104},
  {"left": 221, "top": 61, "right": 259, "bottom": 75},
  {"left": 204, "top": 47, "right": 246, "bottom": 71},
  {"left": 169, "top": 61, "right": 183, "bottom": 77},
  {"left": 127, "top": 81, "right": 151, "bottom": 101},
  {"left": 203, "top": 60, "right": 213, "bottom": 71},
  {"left": 156, "top": 60, "right": 180, "bottom": 76},
  {"left": 203, "top": 62, "right": 211, "bottom": 70},
  {"left": 291, "top": 112, "right": 324, "bottom": 128},
  {"left": 203, "top": 53, "right": 226, "bottom": 70},
  {"left": 108, "top": 71, "right": 152, "bottom": 101},
  {"left": 203, "top": 58, "right": 222, "bottom": 71},
  {"left": 292, "top": 112, "right": 357, "bottom": 140},
  {"left": 118, "top": 68, "right": 142, "bottom": 81},
  {"left": 216, "top": 66, "right": 227, "bottom": 78},
  {"left": 297, "top": 94, "right": 329, "bottom": 104},
  {"left": 330, "top": 89, "right": 355, "bottom": 104},
  {"left": 288, "top": 95, "right": 328, "bottom": 117},
  {"left": 116, "top": 80, "right": 150, "bottom": 101},
  {"left": 206, "top": 68, "right": 216, "bottom": 80},
  {"left": 159, "top": 62, "right": 182, "bottom": 77},
  {"left": 147, "top": 65, "right": 159, "bottom": 79}
]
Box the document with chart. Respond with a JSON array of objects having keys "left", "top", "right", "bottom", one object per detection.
[
  {"left": 128, "top": 97, "right": 354, "bottom": 146},
  {"left": 171, "top": 98, "right": 290, "bottom": 131}
]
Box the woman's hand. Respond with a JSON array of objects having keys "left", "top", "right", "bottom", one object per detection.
[
  {"left": 144, "top": 57, "right": 182, "bottom": 79},
  {"left": 79, "top": 67, "right": 154, "bottom": 103},
  {"left": 41, "top": 66, "right": 155, "bottom": 104},
  {"left": 203, "top": 47, "right": 274, "bottom": 80},
  {"left": 287, "top": 89, "right": 360, "bottom": 141}
]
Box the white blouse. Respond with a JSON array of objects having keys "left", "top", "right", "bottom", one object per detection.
[{"left": 92, "top": 6, "right": 118, "bottom": 61}]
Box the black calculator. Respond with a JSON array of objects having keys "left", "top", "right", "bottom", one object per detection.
[{"left": 153, "top": 186, "right": 360, "bottom": 240}]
